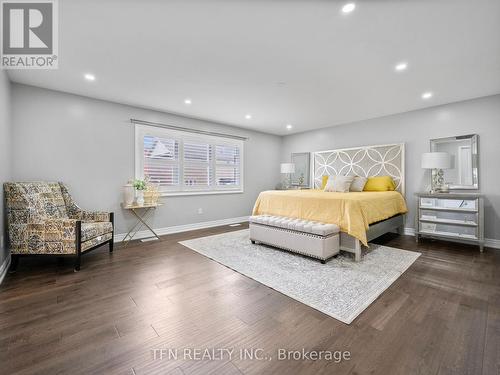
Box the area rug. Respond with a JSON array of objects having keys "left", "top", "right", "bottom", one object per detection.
[{"left": 179, "top": 229, "right": 420, "bottom": 324}]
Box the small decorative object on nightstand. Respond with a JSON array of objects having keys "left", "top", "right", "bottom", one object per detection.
[
  {"left": 415, "top": 192, "right": 484, "bottom": 252},
  {"left": 280, "top": 163, "right": 295, "bottom": 189},
  {"left": 421, "top": 152, "right": 451, "bottom": 193}
]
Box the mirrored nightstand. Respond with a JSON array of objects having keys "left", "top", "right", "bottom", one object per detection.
[{"left": 415, "top": 192, "right": 484, "bottom": 252}]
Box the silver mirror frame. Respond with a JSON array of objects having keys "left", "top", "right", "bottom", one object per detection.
[
  {"left": 430, "top": 134, "right": 479, "bottom": 190},
  {"left": 291, "top": 152, "right": 311, "bottom": 187}
]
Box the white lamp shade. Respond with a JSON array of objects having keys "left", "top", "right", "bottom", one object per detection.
[
  {"left": 421, "top": 152, "right": 451, "bottom": 169},
  {"left": 280, "top": 163, "right": 295, "bottom": 174}
]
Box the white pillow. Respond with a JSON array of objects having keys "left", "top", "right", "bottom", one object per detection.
[
  {"left": 324, "top": 175, "right": 355, "bottom": 193},
  {"left": 350, "top": 176, "right": 368, "bottom": 192}
]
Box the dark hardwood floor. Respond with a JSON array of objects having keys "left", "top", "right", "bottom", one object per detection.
[{"left": 1, "top": 223, "right": 499, "bottom": 375}]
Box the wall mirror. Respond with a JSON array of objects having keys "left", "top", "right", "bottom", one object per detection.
[
  {"left": 291, "top": 152, "right": 311, "bottom": 187},
  {"left": 430, "top": 134, "right": 479, "bottom": 190}
]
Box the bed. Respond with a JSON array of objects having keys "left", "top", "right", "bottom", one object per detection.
[
  {"left": 252, "top": 143, "right": 407, "bottom": 261},
  {"left": 252, "top": 189, "right": 407, "bottom": 246}
]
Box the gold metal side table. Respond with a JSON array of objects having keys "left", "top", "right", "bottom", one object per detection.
[{"left": 121, "top": 202, "right": 163, "bottom": 245}]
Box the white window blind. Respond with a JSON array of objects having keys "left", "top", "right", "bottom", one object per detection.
[
  {"left": 184, "top": 141, "right": 211, "bottom": 187},
  {"left": 215, "top": 144, "right": 241, "bottom": 186},
  {"left": 136, "top": 124, "right": 244, "bottom": 195},
  {"left": 143, "top": 135, "right": 180, "bottom": 187}
]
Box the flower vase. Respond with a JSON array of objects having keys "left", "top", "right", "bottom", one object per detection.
[
  {"left": 123, "top": 183, "right": 135, "bottom": 206},
  {"left": 136, "top": 190, "right": 145, "bottom": 206}
]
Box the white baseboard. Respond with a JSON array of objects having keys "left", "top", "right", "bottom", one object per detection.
[
  {"left": 404, "top": 227, "right": 416, "bottom": 236},
  {"left": 403, "top": 226, "right": 499, "bottom": 250},
  {"left": 0, "top": 253, "right": 11, "bottom": 285},
  {"left": 114, "top": 216, "right": 249, "bottom": 242},
  {"left": 485, "top": 238, "right": 500, "bottom": 249},
  {"left": 114, "top": 219, "right": 500, "bottom": 250}
]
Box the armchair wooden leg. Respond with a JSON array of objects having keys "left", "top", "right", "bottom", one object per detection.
[
  {"left": 74, "top": 255, "right": 81, "bottom": 272},
  {"left": 109, "top": 212, "right": 114, "bottom": 253},
  {"left": 9, "top": 255, "right": 19, "bottom": 273},
  {"left": 75, "top": 220, "right": 82, "bottom": 272}
]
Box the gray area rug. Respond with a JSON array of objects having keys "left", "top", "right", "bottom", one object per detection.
[{"left": 179, "top": 229, "right": 420, "bottom": 324}]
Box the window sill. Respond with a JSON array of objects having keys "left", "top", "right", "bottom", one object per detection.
[{"left": 160, "top": 190, "right": 244, "bottom": 197}]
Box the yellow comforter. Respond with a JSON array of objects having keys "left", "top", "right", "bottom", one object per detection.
[{"left": 252, "top": 190, "right": 408, "bottom": 246}]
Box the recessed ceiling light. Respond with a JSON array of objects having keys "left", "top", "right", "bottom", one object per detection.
[
  {"left": 245, "top": 114, "right": 252, "bottom": 120},
  {"left": 421, "top": 92, "right": 433, "bottom": 100},
  {"left": 84, "top": 73, "right": 95, "bottom": 81},
  {"left": 286, "top": 124, "right": 293, "bottom": 130},
  {"left": 342, "top": 3, "right": 356, "bottom": 13},
  {"left": 395, "top": 62, "right": 408, "bottom": 72},
  {"left": 184, "top": 98, "right": 192, "bottom": 105}
]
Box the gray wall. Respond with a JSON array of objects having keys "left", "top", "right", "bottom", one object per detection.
[
  {"left": 281, "top": 95, "right": 500, "bottom": 241},
  {"left": 11, "top": 84, "right": 282, "bottom": 234},
  {"left": 0, "top": 71, "right": 11, "bottom": 266},
  {"left": 8, "top": 83, "right": 500, "bottom": 242}
]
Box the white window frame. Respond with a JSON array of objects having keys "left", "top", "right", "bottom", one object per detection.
[{"left": 135, "top": 124, "right": 244, "bottom": 196}]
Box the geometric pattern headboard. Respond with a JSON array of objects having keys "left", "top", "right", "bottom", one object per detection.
[{"left": 313, "top": 143, "right": 405, "bottom": 195}]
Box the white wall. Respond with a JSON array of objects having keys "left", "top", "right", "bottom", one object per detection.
[
  {"left": 11, "top": 84, "right": 282, "bottom": 234},
  {"left": 281, "top": 95, "right": 500, "bottom": 241},
  {"left": 0, "top": 71, "right": 11, "bottom": 267}
]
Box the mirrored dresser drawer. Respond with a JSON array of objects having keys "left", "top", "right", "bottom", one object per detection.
[{"left": 415, "top": 193, "right": 484, "bottom": 251}]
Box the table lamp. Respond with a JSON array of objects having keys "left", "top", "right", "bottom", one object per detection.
[
  {"left": 280, "top": 163, "right": 295, "bottom": 189},
  {"left": 421, "top": 152, "right": 451, "bottom": 193}
]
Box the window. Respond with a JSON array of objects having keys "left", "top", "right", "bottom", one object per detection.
[
  {"left": 136, "top": 124, "right": 244, "bottom": 195},
  {"left": 215, "top": 144, "right": 241, "bottom": 186}
]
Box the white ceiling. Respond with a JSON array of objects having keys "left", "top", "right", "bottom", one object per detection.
[{"left": 8, "top": 0, "right": 500, "bottom": 135}]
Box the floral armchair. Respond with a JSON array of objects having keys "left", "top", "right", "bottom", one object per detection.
[{"left": 4, "top": 182, "right": 114, "bottom": 271}]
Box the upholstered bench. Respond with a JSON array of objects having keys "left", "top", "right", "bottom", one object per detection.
[{"left": 249, "top": 215, "right": 340, "bottom": 263}]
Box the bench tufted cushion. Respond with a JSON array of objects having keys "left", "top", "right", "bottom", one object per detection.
[{"left": 249, "top": 215, "right": 339, "bottom": 236}]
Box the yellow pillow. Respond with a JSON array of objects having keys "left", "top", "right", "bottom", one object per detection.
[
  {"left": 363, "top": 176, "right": 396, "bottom": 191},
  {"left": 321, "top": 175, "right": 329, "bottom": 190}
]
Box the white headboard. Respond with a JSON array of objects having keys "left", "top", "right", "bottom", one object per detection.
[{"left": 312, "top": 143, "right": 405, "bottom": 195}]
